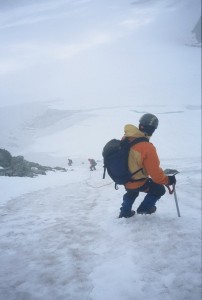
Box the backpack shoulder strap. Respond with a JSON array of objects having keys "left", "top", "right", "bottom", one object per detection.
[
  {"left": 129, "top": 137, "right": 149, "bottom": 147},
  {"left": 128, "top": 137, "right": 149, "bottom": 182}
]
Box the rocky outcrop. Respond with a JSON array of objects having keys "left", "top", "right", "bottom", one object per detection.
[
  {"left": 0, "top": 148, "right": 67, "bottom": 177},
  {"left": 0, "top": 149, "right": 12, "bottom": 168}
]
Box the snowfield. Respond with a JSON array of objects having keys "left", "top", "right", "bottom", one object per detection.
[{"left": 0, "top": 104, "right": 201, "bottom": 300}]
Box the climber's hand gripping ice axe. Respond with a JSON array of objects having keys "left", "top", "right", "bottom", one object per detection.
[{"left": 164, "top": 169, "right": 181, "bottom": 217}]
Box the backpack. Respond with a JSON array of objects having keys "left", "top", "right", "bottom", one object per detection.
[{"left": 102, "top": 137, "right": 148, "bottom": 188}]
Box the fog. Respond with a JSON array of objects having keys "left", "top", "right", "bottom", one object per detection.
[{"left": 0, "top": 0, "right": 201, "bottom": 109}]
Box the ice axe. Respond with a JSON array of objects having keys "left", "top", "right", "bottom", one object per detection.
[{"left": 164, "top": 169, "right": 181, "bottom": 217}]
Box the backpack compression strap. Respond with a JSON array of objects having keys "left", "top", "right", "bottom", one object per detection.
[{"left": 103, "top": 166, "right": 107, "bottom": 179}]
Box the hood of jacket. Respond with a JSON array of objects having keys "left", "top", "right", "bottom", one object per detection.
[{"left": 124, "top": 124, "right": 147, "bottom": 139}]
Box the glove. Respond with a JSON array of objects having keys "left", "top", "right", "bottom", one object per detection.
[{"left": 167, "top": 175, "right": 176, "bottom": 186}]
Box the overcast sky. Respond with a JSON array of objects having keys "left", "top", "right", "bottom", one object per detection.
[{"left": 0, "top": 0, "right": 201, "bottom": 109}]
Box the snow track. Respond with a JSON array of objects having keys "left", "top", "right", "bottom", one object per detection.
[{"left": 0, "top": 163, "right": 201, "bottom": 300}]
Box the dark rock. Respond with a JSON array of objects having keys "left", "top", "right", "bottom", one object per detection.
[
  {"left": 0, "top": 148, "right": 67, "bottom": 177},
  {"left": 0, "top": 149, "right": 12, "bottom": 168}
]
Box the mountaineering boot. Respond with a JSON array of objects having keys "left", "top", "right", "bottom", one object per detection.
[
  {"left": 119, "top": 210, "right": 135, "bottom": 218},
  {"left": 137, "top": 206, "right": 157, "bottom": 215}
]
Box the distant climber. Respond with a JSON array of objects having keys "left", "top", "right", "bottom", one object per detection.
[
  {"left": 88, "top": 159, "right": 97, "bottom": 171},
  {"left": 68, "top": 159, "right": 73, "bottom": 166}
]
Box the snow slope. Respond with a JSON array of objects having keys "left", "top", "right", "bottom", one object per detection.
[{"left": 0, "top": 103, "right": 201, "bottom": 300}]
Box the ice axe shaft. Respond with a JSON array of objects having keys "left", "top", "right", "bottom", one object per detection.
[
  {"left": 164, "top": 169, "right": 181, "bottom": 217},
  {"left": 173, "top": 188, "right": 181, "bottom": 217},
  {"left": 166, "top": 184, "right": 181, "bottom": 217}
]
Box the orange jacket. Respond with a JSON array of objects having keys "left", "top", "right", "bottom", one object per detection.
[{"left": 123, "top": 124, "right": 169, "bottom": 189}]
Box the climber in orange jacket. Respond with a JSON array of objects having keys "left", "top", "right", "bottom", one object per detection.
[{"left": 119, "top": 113, "right": 176, "bottom": 218}]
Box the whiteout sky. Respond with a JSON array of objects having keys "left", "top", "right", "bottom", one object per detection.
[{"left": 0, "top": 0, "right": 201, "bottom": 109}]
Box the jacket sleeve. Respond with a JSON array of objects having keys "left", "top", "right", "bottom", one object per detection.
[{"left": 142, "top": 143, "right": 169, "bottom": 185}]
